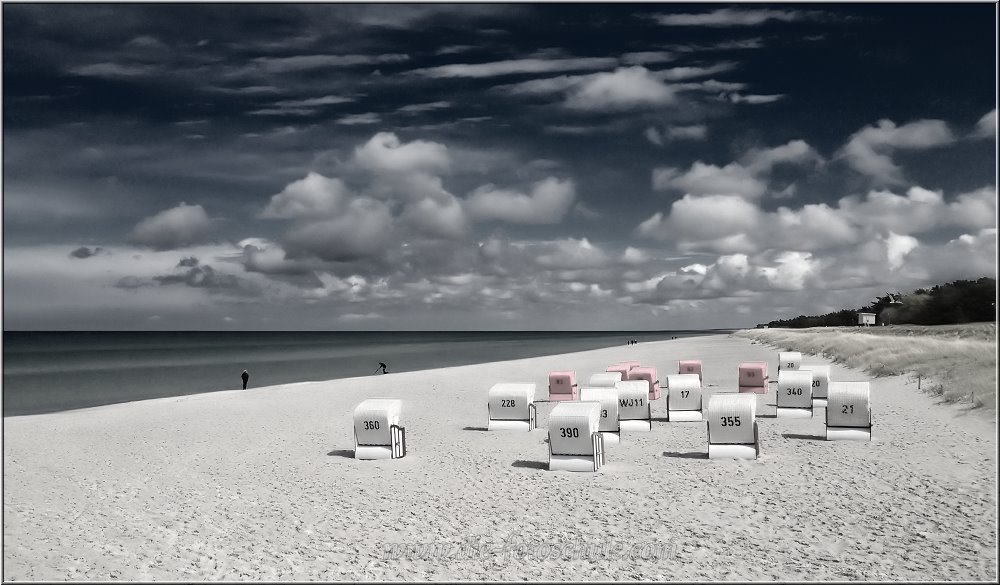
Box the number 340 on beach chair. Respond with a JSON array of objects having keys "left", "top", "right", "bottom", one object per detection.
[{"left": 353, "top": 399, "right": 407, "bottom": 460}]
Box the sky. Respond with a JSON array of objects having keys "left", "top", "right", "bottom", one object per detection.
[{"left": 2, "top": 2, "right": 997, "bottom": 331}]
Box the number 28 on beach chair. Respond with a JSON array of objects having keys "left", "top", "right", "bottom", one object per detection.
[
  {"left": 826, "top": 382, "right": 873, "bottom": 441},
  {"left": 353, "top": 399, "right": 406, "bottom": 460},
  {"left": 776, "top": 370, "right": 814, "bottom": 418},
  {"left": 706, "top": 394, "right": 759, "bottom": 460},
  {"left": 778, "top": 351, "right": 802, "bottom": 372},
  {"left": 487, "top": 383, "right": 537, "bottom": 431},
  {"left": 548, "top": 401, "right": 605, "bottom": 472},
  {"left": 666, "top": 373, "right": 703, "bottom": 422},
  {"left": 548, "top": 370, "right": 578, "bottom": 401},
  {"left": 615, "top": 380, "right": 652, "bottom": 432}
]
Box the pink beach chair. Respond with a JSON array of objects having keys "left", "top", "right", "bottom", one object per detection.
[
  {"left": 678, "top": 360, "right": 703, "bottom": 384},
  {"left": 548, "top": 370, "right": 578, "bottom": 401},
  {"left": 738, "top": 361, "right": 768, "bottom": 394},
  {"left": 606, "top": 364, "right": 631, "bottom": 380},
  {"left": 617, "top": 360, "right": 641, "bottom": 370},
  {"left": 628, "top": 366, "right": 660, "bottom": 400}
]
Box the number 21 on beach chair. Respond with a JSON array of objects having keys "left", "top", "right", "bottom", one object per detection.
[
  {"left": 826, "top": 381, "right": 873, "bottom": 441},
  {"left": 487, "top": 383, "right": 537, "bottom": 431},
  {"left": 353, "top": 399, "right": 406, "bottom": 460},
  {"left": 548, "top": 401, "right": 605, "bottom": 472},
  {"left": 706, "top": 394, "right": 759, "bottom": 460}
]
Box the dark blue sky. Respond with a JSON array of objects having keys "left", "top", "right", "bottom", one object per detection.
[{"left": 3, "top": 3, "right": 996, "bottom": 330}]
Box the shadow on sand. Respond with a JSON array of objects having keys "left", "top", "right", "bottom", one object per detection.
[
  {"left": 462, "top": 426, "right": 488, "bottom": 431},
  {"left": 326, "top": 449, "right": 355, "bottom": 458},
  {"left": 662, "top": 451, "right": 708, "bottom": 459},
  {"left": 782, "top": 433, "right": 824, "bottom": 441},
  {"left": 511, "top": 459, "right": 547, "bottom": 470}
]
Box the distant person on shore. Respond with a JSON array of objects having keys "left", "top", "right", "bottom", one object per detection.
[
  {"left": 375, "top": 362, "right": 389, "bottom": 375},
  {"left": 241, "top": 369, "right": 249, "bottom": 390}
]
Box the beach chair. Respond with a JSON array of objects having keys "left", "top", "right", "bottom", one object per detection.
[
  {"left": 778, "top": 351, "right": 802, "bottom": 372},
  {"left": 579, "top": 386, "right": 620, "bottom": 445},
  {"left": 605, "top": 364, "right": 631, "bottom": 381},
  {"left": 628, "top": 366, "right": 660, "bottom": 400},
  {"left": 706, "top": 394, "right": 759, "bottom": 460},
  {"left": 738, "top": 361, "right": 769, "bottom": 394},
  {"left": 615, "top": 380, "right": 652, "bottom": 432},
  {"left": 666, "top": 373, "right": 703, "bottom": 422},
  {"left": 678, "top": 360, "right": 703, "bottom": 384},
  {"left": 617, "top": 360, "right": 641, "bottom": 370},
  {"left": 826, "top": 381, "right": 872, "bottom": 441},
  {"left": 487, "top": 383, "right": 537, "bottom": 431},
  {"left": 548, "top": 370, "right": 578, "bottom": 401},
  {"left": 801, "top": 364, "right": 831, "bottom": 408},
  {"left": 588, "top": 372, "right": 623, "bottom": 388},
  {"left": 776, "top": 370, "right": 814, "bottom": 418},
  {"left": 353, "top": 398, "right": 406, "bottom": 460},
  {"left": 548, "top": 401, "right": 605, "bottom": 472}
]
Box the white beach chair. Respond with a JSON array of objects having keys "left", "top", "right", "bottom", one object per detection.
[
  {"left": 615, "top": 380, "right": 652, "bottom": 432},
  {"left": 778, "top": 351, "right": 802, "bottom": 372},
  {"left": 487, "top": 383, "right": 537, "bottom": 431},
  {"left": 353, "top": 398, "right": 406, "bottom": 460},
  {"left": 588, "top": 372, "right": 623, "bottom": 388},
  {"left": 548, "top": 401, "right": 605, "bottom": 472},
  {"left": 706, "top": 394, "right": 759, "bottom": 460},
  {"left": 579, "top": 386, "right": 620, "bottom": 445},
  {"left": 801, "top": 364, "right": 831, "bottom": 408},
  {"left": 776, "top": 370, "right": 814, "bottom": 418},
  {"left": 826, "top": 381, "right": 873, "bottom": 441},
  {"left": 665, "top": 373, "right": 703, "bottom": 422}
]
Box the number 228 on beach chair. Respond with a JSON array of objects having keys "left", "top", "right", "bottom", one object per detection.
[
  {"left": 548, "top": 401, "right": 605, "bottom": 472},
  {"left": 353, "top": 399, "right": 406, "bottom": 460},
  {"left": 548, "top": 371, "right": 578, "bottom": 401},
  {"left": 487, "top": 383, "right": 537, "bottom": 431},
  {"left": 706, "top": 394, "right": 759, "bottom": 460},
  {"left": 826, "top": 382, "right": 873, "bottom": 441}
]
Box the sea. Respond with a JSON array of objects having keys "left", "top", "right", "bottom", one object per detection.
[{"left": 1, "top": 330, "right": 728, "bottom": 416}]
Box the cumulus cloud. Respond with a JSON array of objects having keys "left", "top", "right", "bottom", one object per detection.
[
  {"left": 259, "top": 172, "right": 350, "bottom": 219},
  {"left": 973, "top": 109, "right": 996, "bottom": 138},
  {"left": 884, "top": 232, "right": 919, "bottom": 270},
  {"left": 564, "top": 66, "right": 676, "bottom": 110},
  {"left": 285, "top": 198, "right": 394, "bottom": 262},
  {"left": 354, "top": 132, "right": 450, "bottom": 174},
  {"left": 652, "top": 139, "right": 823, "bottom": 198},
  {"left": 465, "top": 177, "right": 576, "bottom": 224},
  {"left": 401, "top": 192, "right": 469, "bottom": 239},
  {"left": 838, "top": 118, "right": 955, "bottom": 184},
  {"left": 535, "top": 238, "right": 610, "bottom": 270},
  {"left": 129, "top": 202, "right": 213, "bottom": 250}
]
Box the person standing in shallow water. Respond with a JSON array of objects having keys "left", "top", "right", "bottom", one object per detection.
[{"left": 241, "top": 369, "right": 249, "bottom": 390}]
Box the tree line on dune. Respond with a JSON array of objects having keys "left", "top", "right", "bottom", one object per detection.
[{"left": 763, "top": 277, "right": 996, "bottom": 328}]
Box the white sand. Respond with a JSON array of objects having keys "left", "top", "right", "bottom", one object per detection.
[{"left": 3, "top": 334, "right": 996, "bottom": 580}]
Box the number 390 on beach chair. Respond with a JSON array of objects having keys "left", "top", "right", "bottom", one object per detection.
[
  {"left": 548, "top": 401, "right": 605, "bottom": 472},
  {"left": 826, "top": 381, "right": 873, "bottom": 441},
  {"left": 487, "top": 383, "right": 537, "bottom": 431},
  {"left": 706, "top": 394, "right": 759, "bottom": 460},
  {"left": 353, "top": 399, "right": 406, "bottom": 460}
]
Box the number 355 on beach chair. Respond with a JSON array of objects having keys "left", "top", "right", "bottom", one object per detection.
[
  {"left": 706, "top": 394, "right": 759, "bottom": 460},
  {"left": 353, "top": 399, "right": 406, "bottom": 460},
  {"left": 487, "top": 383, "right": 537, "bottom": 431},
  {"left": 548, "top": 401, "right": 605, "bottom": 472},
  {"left": 826, "top": 382, "right": 873, "bottom": 441}
]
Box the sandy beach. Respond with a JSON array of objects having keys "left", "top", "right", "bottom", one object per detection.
[{"left": 3, "top": 333, "right": 996, "bottom": 581}]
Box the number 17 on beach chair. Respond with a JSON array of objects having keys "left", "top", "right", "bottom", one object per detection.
[{"left": 353, "top": 399, "right": 406, "bottom": 460}]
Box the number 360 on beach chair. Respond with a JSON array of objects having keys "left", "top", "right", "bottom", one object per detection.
[
  {"left": 487, "top": 383, "right": 537, "bottom": 431},
  {"left": 353, "top": 399, "right": 406, "bottom": 460},
  {"left": 548, "top": 401, "right": 605, "bottom": 472},
  {"left": 706, "top": 394, "right": 759, "bottom": 460}
]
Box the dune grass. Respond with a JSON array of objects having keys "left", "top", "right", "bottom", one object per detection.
[{"left": 734, "top": 324, "right": 997, "bottom": 411}]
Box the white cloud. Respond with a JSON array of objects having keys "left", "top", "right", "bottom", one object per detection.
[
  {"left": 465, "top": 177, "right": 576, "bottom": 224},
  {"left": 565, "top": 66, "right": 676, "bottom": 110},
  {"left": 401, "top": 193, "right": 469, "bottom": 240},
  {"left": 726, "top": 93, "right": 785, "bottom": 104},
  {"left": 354, "top": 132, "right": 450, "bottom": 174},
  {"left": 668, "top": 125, "right": 708, "bottom": 140},
  {"left": 946, "top": 186, "right": 997, "bottom": 230},
  {"left": 973, "top": 109, "right": 996, "bottom": 138},
  {"left": 622, "top": 247, "right": 650, "bottom": 265},
  {"left": 336, "top": 113, "right": 381, "bottom": 125},
  {"left": 621, "top": 51, "right": 676, "bottom": 65},
  {"left": 838, "top": 118, "right": 955, "bottom": 184},
  {"left": 411, "top": 57, "right": 617, "bottom": 78},
  {"left": 654, "top": 63, "right": 738, "bottom": 81},
  {"left": 259, "top": 172, "right": 350, "bottom": 219},
  {"left": 884, "top": 232, "right": 919, "bottom": 270},
  {"left": 536, "top": 238, "right": 610, "bottom": 270},
  {"left": 285, "top": 198, "right": 394, "bottom": 262},
  {"left": 129, "top": 203, "right": 213, "bottom": 250},
  {"left": 644, "top": 127, "right": 664, "bottom": 146},
  {"left": 652, "top": 8, "right": 815, "bottom": 27},
  {"left": 397, "top": 101, "right": 452, "bottom": 113}
]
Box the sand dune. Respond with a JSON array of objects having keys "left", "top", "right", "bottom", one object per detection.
[{"left": 3, "top": 333, "right": 996, "bottom": 580}]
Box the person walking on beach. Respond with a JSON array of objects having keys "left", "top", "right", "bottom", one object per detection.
[
  {"left": 374, "top": 362, "right": 389, "bottom": 375},
  {"left": 241, "top": 369, "right": 249, "bottom": 390}
]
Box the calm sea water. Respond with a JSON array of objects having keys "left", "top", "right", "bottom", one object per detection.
[{"left": 2, "top": 330, "right": 725, "bottom": 416}]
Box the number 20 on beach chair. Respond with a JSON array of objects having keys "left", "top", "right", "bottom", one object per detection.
[{"left": 353, "top": 399, "right": 406, "bottom": 460}]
